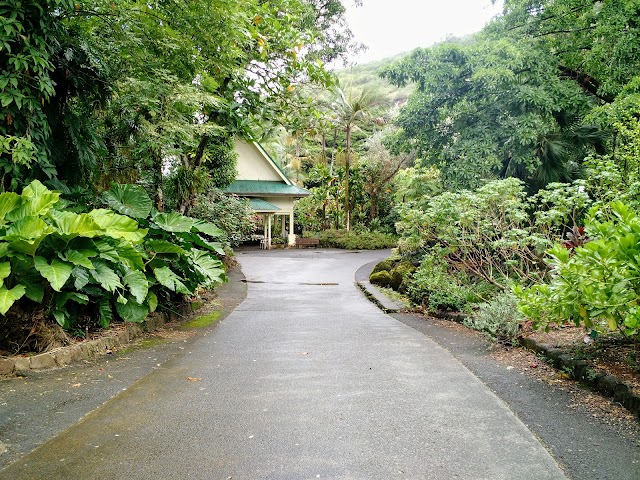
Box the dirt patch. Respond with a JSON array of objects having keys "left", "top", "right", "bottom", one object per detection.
[
  {"left": 490, "top": 344, "right": 640, "bottom": 437},
  {"left": 524, "top": 325, "right": 640, "bottom": 396},
  {"left": 423, "top": 315, "right": 640, "bottom": 430}
]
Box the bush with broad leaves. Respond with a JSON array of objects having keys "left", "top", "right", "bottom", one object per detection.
[{"left": 0, "top": 181, "right": 227, "bottom": 334}]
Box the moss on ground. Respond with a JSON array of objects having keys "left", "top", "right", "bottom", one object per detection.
[{"left": 180, "top": 311, "right": 221, "bottom": 330}]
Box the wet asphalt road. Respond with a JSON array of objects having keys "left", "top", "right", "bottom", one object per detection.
[{"left": 0, "top": 249, "right": 566, "bottom": 479}]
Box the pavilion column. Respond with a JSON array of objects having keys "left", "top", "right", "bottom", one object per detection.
[
  {"left": 267, "top": 214, "right": 272, "bottom": 249},
  {"left": 281, "top": 215, "right": 286, "bottom": 237},
  {"left": 288, "top": 209, "right": 296, "bottom": 246}
]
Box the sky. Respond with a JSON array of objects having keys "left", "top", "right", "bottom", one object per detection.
[{"left": 343, "top": 0, "right": 503, "bottom": 64}]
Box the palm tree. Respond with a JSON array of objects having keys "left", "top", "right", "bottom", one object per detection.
[{"left": 330, "top": 85, "right": 381, "bottom": 231}]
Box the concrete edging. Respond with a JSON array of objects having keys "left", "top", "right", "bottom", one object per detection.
[{"left": 0, "top": 304, "right": 198, "bottom": 377}]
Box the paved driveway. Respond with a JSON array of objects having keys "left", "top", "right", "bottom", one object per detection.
[{"left": 1, "top": 249, "right": 566, "bottom": 479}]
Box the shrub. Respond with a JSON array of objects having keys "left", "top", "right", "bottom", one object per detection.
[
  {"left": 371, "top": 259, "right": 395, "bottom": 274},
  {"left": 395, "top": 178, "right": 555, "bottom": 288},
  {"left": 319, "top": 229, "right": 397, "bottom": 250},
  {"left": 408, "top": 253, "right": 495, "bottom": 312},
  {"left": 408, "top": 254, "right": 473, "bottom": 312},
  {"left": 0, "top": 182, "right": 228, "bottom": 352},
  {"left": 190, "top": 190, "right": 257, "bottom": 246},
  {"left": 517, "top": 201, "right": 640, "bottom": 337},
  {"left": 464, "top": 292, "right": 523, "bottom": 343},
  {"left": 390, "top": 261, "right": 416, "bottom": 293},
  {"left": 370, "top": 270, "right": 392, "bottom": 288}
]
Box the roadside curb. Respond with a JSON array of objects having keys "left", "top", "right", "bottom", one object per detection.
[
  {"left": 356, "top": 281, "right": 404, "bottom": 313},
  {"left": 518, "top": 335, "right": 640, "bottom": 418},
  {"left": 0, "top": 303, "right": 199, "bottom": 378}
]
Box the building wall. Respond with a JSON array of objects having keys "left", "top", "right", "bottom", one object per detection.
[
  {"left": 262, "top": 196, "right": 294, "bottom": 214},
  {"left": 235, "top": 140, "right": 284, "bottom": 182}
]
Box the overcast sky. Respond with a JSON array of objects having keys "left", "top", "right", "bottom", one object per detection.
[{"left": 343, "top": 0, "right": 503, "bottom": 64}]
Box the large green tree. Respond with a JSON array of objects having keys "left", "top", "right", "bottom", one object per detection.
[
  {"left": 381, "top": 38, "right": 597, "bottom": 190},
  {"left": 1, "top": 0, "right": 360, "bottom": 204}
]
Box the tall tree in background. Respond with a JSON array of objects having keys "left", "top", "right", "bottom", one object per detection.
[
  {"left": 381, "top": 37, "right": 599, "bottom": 190},
  {"left": 330, "top": 86, "right": 381, "bottom": 230}
]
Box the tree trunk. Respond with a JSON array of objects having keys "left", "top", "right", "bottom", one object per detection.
[
  {"left": 192, "top": 134, "right": 210, "bottom": 169},
  {"left": 153, "top": 150, "right": 164, "bottom": 212},
  {"left": 321, "top": 133, "right": 327, "bottom": 165},
  {"left": 330, "top": 127, "right": 337, "bottom": 174},
  {"left": 345, "top": 126, "right": 351, "bottom": 231},
  {"left": 369, "top": 189, "right": 377, "bottom": 222}
]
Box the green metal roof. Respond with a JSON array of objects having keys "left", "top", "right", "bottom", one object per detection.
[
  {"left": 248, "top": 198, "right": 281, "bottom": 212},
  {"left": 224, "top": 180, "right": 310, "bottom": 197}
]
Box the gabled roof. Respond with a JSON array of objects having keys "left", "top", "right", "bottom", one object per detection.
[
  {"left": 225, "top": 180, "right": 310, "bottom": 197},
  {"left": 234, "top": 140, "right": 293, "bottom": 185},
  {"left": 254, "top": 143, "right": 292, "bottom": 185},
  {"left": 248, "top": 198, "right": 281, "bottom": 212}
]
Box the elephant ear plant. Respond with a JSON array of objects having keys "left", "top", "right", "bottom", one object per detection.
[{"left": 0, "top": 181, "right": 227, "bottom": 347}]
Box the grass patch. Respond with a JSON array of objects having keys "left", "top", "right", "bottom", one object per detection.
[
  {"left": 180, "top": 311, "right": 221, "bottom": 330},
  {"left": 376, "top": 285, "right": 412, "bottom": 309},
  {"left": 117, "top": 337, "right": 168, "bottom": 355}
]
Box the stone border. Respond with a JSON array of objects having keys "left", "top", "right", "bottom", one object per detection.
[
  {"left": 519, "top": 336, "right": 640, "bottom": 418},
  {"left": 0, "top": 304, "right": 197, "bottom": 377},
  {"left": 356, "top": 281, "right": 405, "bottom": 313}
]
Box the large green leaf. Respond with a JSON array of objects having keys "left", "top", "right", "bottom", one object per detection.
[
  {"left": 94, "top": 239, "right": 120, "bottom": 263},
  {"left": 61, "top": 249, "right": 97, "bottom": 269},
  {"left": 102, "top": 184, "right": 152, "bottom": 219},
  {"left": 146, "top": 239, "right": 186, "bottom": 255},
  {"left": 88, "top": 209, "right": 147, "bottom": 243},
  {"left": 53, "top": 309, "right": 70, "bottom": 329},
  {"left": 0, "top": 242, "right": 8, "bottom": 257},
  {"left": 6, "top": 180, "right": 60, "bottom": 222},
  {"left": 0, "top": 192, "right": 21, "bottom": 225},
  {"left": 185, "top": 232, "right": 226, "bottom": 255},
  {"left": 0, "top": 284, "right": 26, "bottom": 315},
  {"left": 115, "top": 298, "right": 149, "bottom": 323},
  {"left": 48, "top": 210, "right": 105, "bottom": 238},
  {"left": 113, "top": 240, "right": 145, "bottom": 270},
  {"left": 98, "top": 297, "right": 113, "bottom": 328},
  {"left": 189, "top": 251, "right": 226, "bottom": 283},
  {"left": 3, "top": 216, "right": 52, "bottom": 240},
  {"left": 147, "top": 290, "right": 158, "bottom": 313},
  {"left": 0, "top": 262, "right": 10, "bottom": 282},
  {"left": 192, "top": 220, "right": 225, "bottom": 238},
  {"left": 72, "top": 267, "right": 90, "bottom": 291},
  {"left": 202, "top": 240, "right": 226, "bottom": 256},
  {"left": 22, "top": 270, "right": 45, "bottom": 302},
  {"left": 55, "top": 291, "right": 90, "bottom": 307},
  {"left": 8, "top": 234, "right": 49, "bottom": 256},
  {"left": 4, "top": 215, "right": 53, "bottom": 256},
  {"left": 123, "top": 269, "right": 149, "bottom": 304},
  {"left": 153, "top": 266, "right": 191, "bottom": 294},
  {"left": 90, "top": 259, "right": 123, "bottom": 293},
  {"left": 152, "top": 212, "right": 195, "bottom": 233},
  {"left": 34, "top": 257, "right": 73, "bottom": 291}
]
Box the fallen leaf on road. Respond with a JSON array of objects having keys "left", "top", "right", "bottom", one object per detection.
[
  {"left": 186, "top": 377, "right": 203, "bottom": 382},
  {"left": 71, "top": 383, "right": 82, "bottom": 388},
  {"left": 299, "top": 352, "right": 309, "bottom": 356}
]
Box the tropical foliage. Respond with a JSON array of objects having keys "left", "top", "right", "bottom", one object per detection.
[
  {"left": 0, "top": 0, "right": 360, "bottom": 349},
  {"left": 368, "top": 0, "right": 640, "bottom": 340},
  {"left": 0, "top": 181, "right": 226, "bottom": 351}
]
